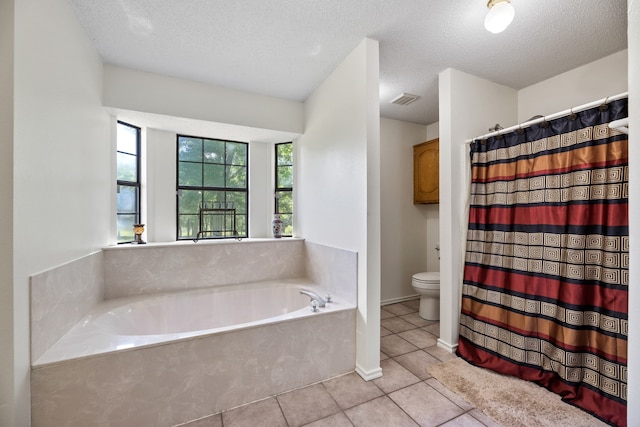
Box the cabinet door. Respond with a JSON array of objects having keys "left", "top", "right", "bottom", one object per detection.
[{"left": 414, "top": 139, "right": 439, "bottom": 204}]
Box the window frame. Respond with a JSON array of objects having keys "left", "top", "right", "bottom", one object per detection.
[
  {"left": 116, "top": 121, "right": 141, "bottom": 244},
  {"left": 176, "top": 134, "right": 249, "bottom": 240},
  {"left": 275, "top": 142, "right": 293, "bottom": 237}
]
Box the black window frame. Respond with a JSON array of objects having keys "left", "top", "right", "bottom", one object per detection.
[
  {"left": 176, "top": 134, "right": 249, "bottom": 240},
  {"left": 275, "top": 142, "right": 293, "bottom": 237},
  {"left": 116, "top": 121, "right": 141, "bottom": 244}
]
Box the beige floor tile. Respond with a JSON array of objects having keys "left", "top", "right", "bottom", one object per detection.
[
  {"left": 440, "top": 413, "right": 488, "bottom": 427},
  {"left": 425, "top": 378, "right": 474, "bottom": 411},
  {"left": 381, "top": 326, "right": 393, "bottom": 337},
  {"left": 223, "top": 398, "right": 286, "bottom": 427},
  {"left": 401, "top": 299, "right": 420, "bottom": 311},
  {"left": 177, "top": 413, "right": 222, "bottom": 427},
  {"left": 389, "top": 381, "right": 465, "bottom": 427},
  {"left": 424, "top": 345, "right": 459, "bottom": 362},
  {"left": 381, "top": 308, "right": 395, "bottom": 319},
  {"left": 344, "top": 396, "right": 418, "bottom": 427},
  {"left": 398, "top": 328, "right": 438, "bottom": 349},
  {"left": 381, "top": 351, "right": 390, "bottom": 361},
  {"left": 277, "top": 383, "right": 341, "bottom": 427},
  {"left": 382, "top": 317, "right": 418, "bottom": 333},
  {"left": 373, "top": 358, "right": 421, "bottom": 394},
  {"left": 394, "top": 350, "right": 440, "bottom": 380},
  {"left": 422, "top": 323, "right": 440, "bottom": 336},
  {"left": 400, "top": 313, "right": 434, "bottom": 328},
  {"left": 381, "top": 334, "right": 419, "bottom": 357},
  {"left": 323, "top": 372, "right": 384, "bottom": 409},
  {"left": 468, "top": 409, "right": 501, "bottom": 427},
  {"left": 383, "top": 303, "right": 416, "bottom": 316},
  {"left": 302, "top": 412, "right": 354, "bottom": 427}
]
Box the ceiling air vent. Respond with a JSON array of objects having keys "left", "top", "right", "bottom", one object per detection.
[{"left": 390, "top": 92, "right": 420, "bottom": 106}]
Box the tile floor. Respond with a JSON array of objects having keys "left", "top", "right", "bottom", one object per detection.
[{"left": 177, "top": 299, "right": 501, "bottom": 427}]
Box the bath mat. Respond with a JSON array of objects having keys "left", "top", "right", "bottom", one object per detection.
[{"left": 427, "top": 358, "right": 609, "bottom": 427}]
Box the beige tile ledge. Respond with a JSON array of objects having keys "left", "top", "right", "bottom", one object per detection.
[{"left": 102, "top": 237, "right": 305, "bottom": 251}]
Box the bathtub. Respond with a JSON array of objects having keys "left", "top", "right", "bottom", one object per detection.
[
  {"left": 31, "top": 240, "right": 358, "bottom": 427},
  {"left": 35, "top": 279, "right": 351, "bottom": 366}
]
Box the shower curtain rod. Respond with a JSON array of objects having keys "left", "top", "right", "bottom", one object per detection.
[{"left": 464, "top": 91, "right": 629, "bottom": 143}]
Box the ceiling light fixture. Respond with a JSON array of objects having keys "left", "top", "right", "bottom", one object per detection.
[{"left": 484, "top": 0, "right": 515, "bottom": 34}]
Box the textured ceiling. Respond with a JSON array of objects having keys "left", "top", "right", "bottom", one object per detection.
[{"left": 70, "top": 0, "right": 627, "bottom": 127}]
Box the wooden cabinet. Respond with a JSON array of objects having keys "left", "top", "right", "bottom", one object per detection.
[{"left": 413, "top": 138, "right": 439, "bottom": 204}]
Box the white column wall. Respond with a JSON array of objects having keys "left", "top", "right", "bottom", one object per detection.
[
  {"left": 380, "top": 118, "right": 429, "bottom": 302},
  {"left": 626, "top": 0, "right": 638, "bottom": 421},
  {"left": 0, "top": 0, "right": 14, "bottom": 425},
  {"left": 12, "top": 0, "right": 111, "bottom": 424},
  {"left": 298, "top": 38, "right": 382, "bottom": 380},
  {"left": 249, "top": 142, "right": 273, "bottom": 238},
  {"left": 438, "top": 69, "right": 518, "bottom": 351},
  {"left": 146, "top": 128, "right": 177, "bottom": 242}
]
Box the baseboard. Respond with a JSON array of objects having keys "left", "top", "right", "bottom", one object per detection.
[
  {"left": 381, "top": 294, "right": 419, "bottom": 306},
  {"left": 436, "top": 338, "right": 458, "bottom": 354},
  {"left": 355, "top": 363, "right": 383, "bottom": 381}
]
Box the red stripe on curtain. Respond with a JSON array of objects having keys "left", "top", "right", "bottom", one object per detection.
[
  {"left": 463, "top": 265, "right": 628, "bottom": 313},
  {"left": 469, "top": 203, "right": 628, "bottom": 227}
]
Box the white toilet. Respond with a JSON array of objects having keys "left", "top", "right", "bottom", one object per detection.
[{"left": 411, "top": 272, "right": 440, "bottom": 320}]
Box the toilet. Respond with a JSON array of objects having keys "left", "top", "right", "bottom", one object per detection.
[{"left": 411, "top": 272, "right": 440, "bottom": 320}]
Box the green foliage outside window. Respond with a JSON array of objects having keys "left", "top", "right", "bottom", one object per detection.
[
  {"left": 275, "top": 142, "right": 293, "bottom": 236},
  {"left": 177, "top": 136, "right": 248, "bottom": 239}
]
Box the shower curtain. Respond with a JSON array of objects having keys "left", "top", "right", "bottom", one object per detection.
[{"left": 457, "top": 98, "right": 628, "bottom": 427}]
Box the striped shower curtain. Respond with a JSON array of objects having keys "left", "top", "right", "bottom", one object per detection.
[{"left": 457, "top": 98, "right": 628, "bottom": 427}]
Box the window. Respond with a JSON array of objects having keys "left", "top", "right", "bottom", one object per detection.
[
  {"left": 177, "top": 135, "right": 248, "bottom": 240},
  {"left": 275, "top": 142, "right": 293, "bottom": 236},
  {"left": 116, "top": 121, "right": 141, "bottom": 244}
]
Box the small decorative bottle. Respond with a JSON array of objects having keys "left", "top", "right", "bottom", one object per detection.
[{"left": 272, "top": 214, "right": 283, "bottom": 238}]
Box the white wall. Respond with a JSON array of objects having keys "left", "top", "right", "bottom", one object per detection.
[
  {"left": 249, "top": 142, "right": 274, "bottom": 238},
  {"left": 438, "top": 69, "right": 518, "bottom": 351},
  {"left": 380, "top": 117, "right": 430, "bottom": 302},
  {"left": 626, "top": 0, "right": 638, "bottom": 421},
  {"left": 146, "top": 128, "right": 177, "bottom": 242},
  {"left": 0, "top": 0, "right": 14, "bottom": 424},
  {"left": 104, "top": 65, "right": 305, "bottom": 135},
  {"left": 298, "top": 38, "right": 382, "bottom": 380},
  {"left": 518, "top": 50, "right": 628, "bottom": 122},
  {"left": 11, "top": 0, "right": 112, "bottom": 424}
]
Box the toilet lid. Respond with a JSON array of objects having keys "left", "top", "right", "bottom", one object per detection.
[{"left": 412, "top": 272, "right": 440, "bottom": 283}]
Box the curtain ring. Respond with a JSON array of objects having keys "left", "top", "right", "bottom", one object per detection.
[
  {"left": 569, "top": 107, "right": 577, "bottom": 121},
  {"left": 516, "top": 123, "right": 525, "bottom": 135},
  {"left": 540, "top": 117, "right": 550, "bottom": 128},
  {"left": 599, "top": 96, "right": 609, "bottom": 111}
]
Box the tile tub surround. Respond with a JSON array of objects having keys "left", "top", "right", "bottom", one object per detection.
[
  {"left": 102, "top": 238, "right": 308, "bottom": 299},
  {"left": 305, "top": 241, "right": 357, "bottom": 306},
  {"left": 30, "top": 251, "right": 104, "bottom": 364},
  {"left": 30, "top": 239, "right": 359, "bottom": 426},
  {"left": 31, "top": 308, "right": 356, "bottom": 427}
]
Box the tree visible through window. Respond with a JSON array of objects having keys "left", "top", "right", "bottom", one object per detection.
[
  {"left": 275, "top": 142, "right": 293, "bottom": 236},
  {"left": 177, "top": 135, "right": 248, "bottom": 240},
  {"left": 116, "top": 121, "right": 141, "bottom": 244}
]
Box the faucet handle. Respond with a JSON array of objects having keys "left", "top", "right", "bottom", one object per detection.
[
  {"left": 325, "top": 292, "right": 332, "bottom": 303},
  {"left": 310, "top": 299, "right": 319, "bottom": 312}
]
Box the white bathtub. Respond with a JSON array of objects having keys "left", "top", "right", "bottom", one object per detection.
[{"left": 35, "top": 279, "right": 351, "bottom": 367}]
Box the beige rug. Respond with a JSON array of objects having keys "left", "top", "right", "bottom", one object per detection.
[{"left": 427, "top": 358, "right": 609, "bottom": 427}]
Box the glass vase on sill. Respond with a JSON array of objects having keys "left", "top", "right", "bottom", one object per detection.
[{"left": 272, "top": 214, "right": 283, "bottom": 238}]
